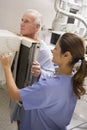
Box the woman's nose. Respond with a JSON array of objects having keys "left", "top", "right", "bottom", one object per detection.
[{"left": 51, "top": 49, "right": 53, "bottom": 53}]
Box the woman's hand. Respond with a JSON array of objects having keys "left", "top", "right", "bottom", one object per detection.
[{"left": 0, "top": 53, "right": 11, "bottom": 68}]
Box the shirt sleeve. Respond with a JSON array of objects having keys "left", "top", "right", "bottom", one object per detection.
[
  {"left": 20, "top": 78, "right": 51, "bottom": 110},
  {"left": 37, "top": 49, "right": 55, "bottom": 77}
]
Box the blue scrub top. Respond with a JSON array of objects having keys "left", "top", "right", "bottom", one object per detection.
[{"left": 20, "top": 75, "right": 77, "bottom": 130}]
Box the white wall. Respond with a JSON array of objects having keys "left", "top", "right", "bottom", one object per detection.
[
  {"left": 0, "top": 0, "right": 87, "bottom": 35},
  {"left": 0, "top": 0, "right": 55, "bottom": 33}
]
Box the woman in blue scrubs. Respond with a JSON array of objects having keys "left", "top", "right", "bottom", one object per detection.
[{"left": 0, "top": 32, "right": 87, "bottom": 130}]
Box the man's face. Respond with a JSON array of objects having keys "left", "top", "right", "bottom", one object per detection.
[{"left": 20, "top": 12, "right": 37, "bottom": 37}]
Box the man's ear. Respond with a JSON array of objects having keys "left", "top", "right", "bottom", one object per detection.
[{"left": 36, "top": 24, "right": 40, "bottom": 30}]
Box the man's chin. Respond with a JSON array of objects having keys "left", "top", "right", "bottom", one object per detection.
[
  {"left": 20, "top": 30, "right": 25, "bottom": 34},
  {"left": 21, "top": 32, "right": 25, "bottom": 36}
]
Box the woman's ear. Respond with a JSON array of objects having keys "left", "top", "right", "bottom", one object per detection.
[
  {"left": 64, "top": 51, "right": 71, "bottom": 57},
  {"left": 64, "top": 51, "right": 72, "bottom": 61}
]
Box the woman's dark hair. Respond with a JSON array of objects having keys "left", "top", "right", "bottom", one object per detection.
[{"left": 59, "top": 33, "right": 87, "bottom": 99}]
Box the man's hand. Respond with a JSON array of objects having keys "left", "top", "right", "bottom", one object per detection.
[{"left": 31, "top": 61, "right": 41, "bottom": 77}]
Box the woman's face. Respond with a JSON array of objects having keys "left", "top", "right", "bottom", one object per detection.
[
  {"left": 52, "top": 42, "right": 64, "bottom": 65},
  {"left": 52, "top": 41, "right": 72, "bottom": 67}
]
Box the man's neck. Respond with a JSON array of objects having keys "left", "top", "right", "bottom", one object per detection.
[{"left": 27, "top": 34, "right": 40, "bottom": 42}]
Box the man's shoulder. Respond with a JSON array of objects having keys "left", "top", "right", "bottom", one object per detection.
[{"left": 40, "top": 40, "right": 50, "bottom": 50}]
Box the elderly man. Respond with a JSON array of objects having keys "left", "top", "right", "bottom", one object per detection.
[
  {"left": 11, "top": 9, "right": 54, "bottom": 130},
  {"left": 20, "top": 9, "right": 54, "bottom": 77}
]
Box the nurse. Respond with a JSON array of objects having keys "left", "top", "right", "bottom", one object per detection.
[{"left": 0, "top": 32, "right": 87, "bottom": 130}]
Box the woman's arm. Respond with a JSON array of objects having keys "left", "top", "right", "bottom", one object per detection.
[{"left": 0, "top": 54, "right": 21, "bottom": 101}]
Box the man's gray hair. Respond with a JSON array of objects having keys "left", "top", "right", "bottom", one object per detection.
[{"left": 26, "top": 9, "right": 42, "bottom": 25}]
